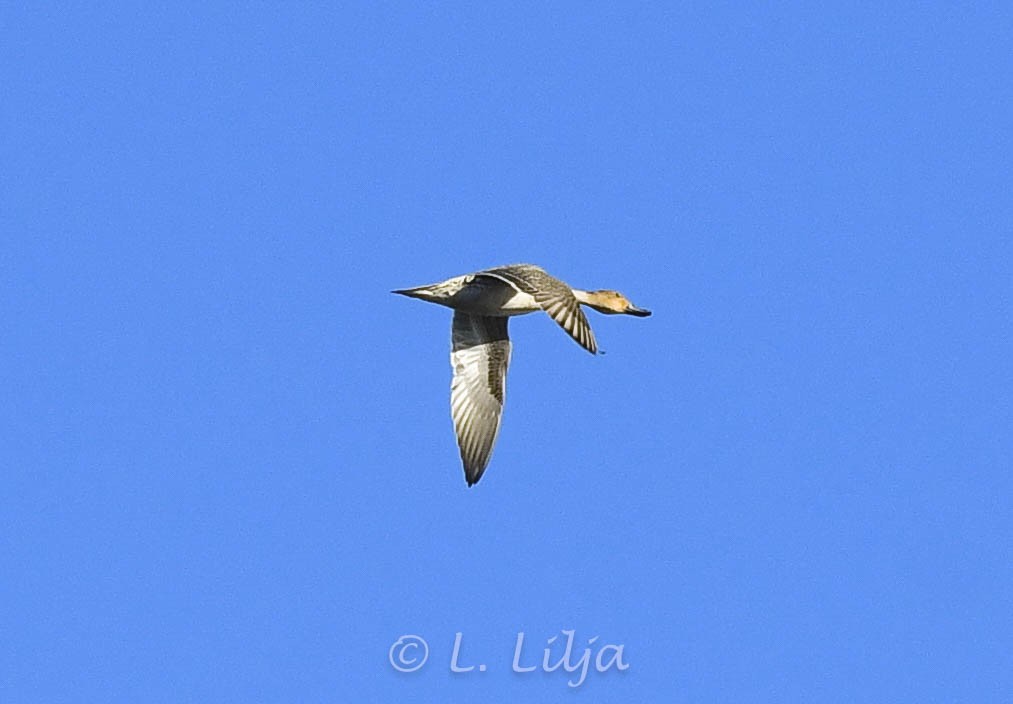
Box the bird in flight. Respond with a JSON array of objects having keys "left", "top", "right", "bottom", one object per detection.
[{"left": 393, "top": 264, "right": 651, "bottom": 486}]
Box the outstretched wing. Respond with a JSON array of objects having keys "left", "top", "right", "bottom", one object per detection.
[
  {"left": 480, "top": 264, "right": 597, "bottom": 354},
  {"left": 450, "top": 312, "right": 512, "bottom": 485}
]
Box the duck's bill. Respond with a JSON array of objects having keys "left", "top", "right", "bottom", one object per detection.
[{"left": 626, "top": 305, "right": 652, "bottom": 317}]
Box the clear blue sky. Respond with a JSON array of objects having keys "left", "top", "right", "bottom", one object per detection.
[{"left": 3, "top": 3, "right": 1011, "bottom": 701}]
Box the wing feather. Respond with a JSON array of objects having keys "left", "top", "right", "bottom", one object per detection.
[
  {"left": 480, "top": 264, "right": 597, "bottom": 354},
  {"left": 450, "top": 312, "right": 511, "bottom": 485}
]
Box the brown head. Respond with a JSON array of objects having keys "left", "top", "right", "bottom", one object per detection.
[{"left": 575, "top": 289, "right": 652, "bottom": 316}]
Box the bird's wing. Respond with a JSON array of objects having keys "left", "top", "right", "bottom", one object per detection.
[
  {"left": 479, "top": 264, "right": 597, "bottom": 354},
  {"left": 451, "top": 312, "right": 512, "bottom": 486}
]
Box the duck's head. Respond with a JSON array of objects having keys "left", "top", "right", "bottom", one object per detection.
[{"left": 578, "top": 289, "right": 652, "bottom": 317}]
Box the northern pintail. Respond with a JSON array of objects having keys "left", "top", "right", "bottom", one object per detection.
[{"left": 393, "top": 263, "right": 651, "bottom": 486}]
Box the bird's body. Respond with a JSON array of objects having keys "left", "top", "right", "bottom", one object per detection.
[
  {"left": 393, "top": 264, "right": 650, "bottom": 486},
  {"left": 405, "top": 273, "right": 542, "bottom": 317}
]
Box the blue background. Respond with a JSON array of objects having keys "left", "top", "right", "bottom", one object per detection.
[{"left": 3, "top": 3, "right": 1011, "bottom": 701}]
